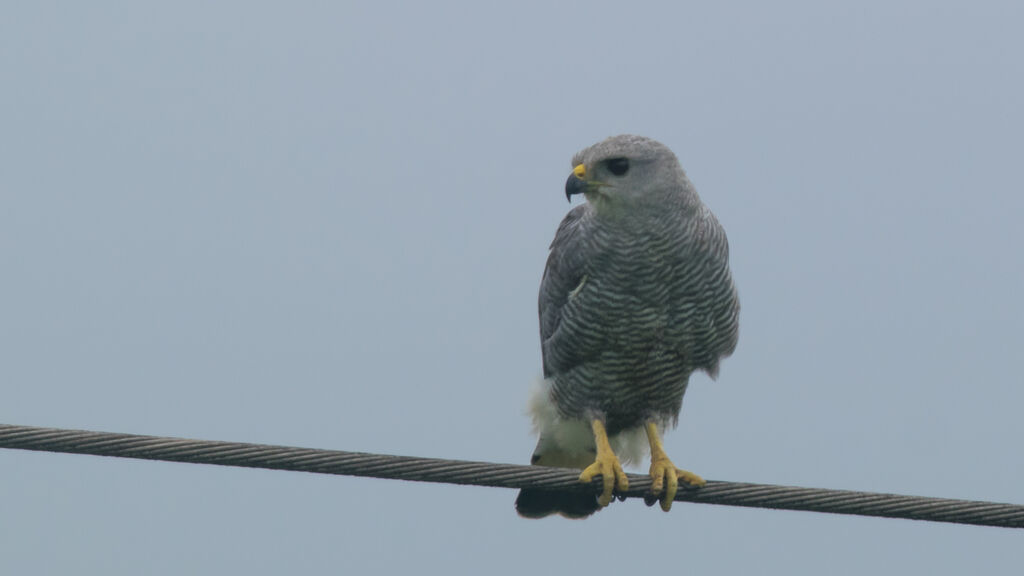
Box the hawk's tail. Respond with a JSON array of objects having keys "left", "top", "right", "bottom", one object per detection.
[
  {"left": 514, "top": 439, "right": 603, "bottom": 519},
  {"left": 514, "top": 487, "right": 600, "bottom": 519}
]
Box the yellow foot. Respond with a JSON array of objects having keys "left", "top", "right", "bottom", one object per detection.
[
  {"left": 578, "top": 420, "right": 629, "bottom": 507},
  {"left": 646, "top": 422, "right": 705, "bottom": 512},
  {"left": 579, "top": 452, "right": 629, "bottom": 508},
  {"left": 649, "top": 456, "right": 705, "bottom": 512}
]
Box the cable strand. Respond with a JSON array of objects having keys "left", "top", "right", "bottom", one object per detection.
[{"left": 1, "top": 423, "right": 1020, "bottom": 528}]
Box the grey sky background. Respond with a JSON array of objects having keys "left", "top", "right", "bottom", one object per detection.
[{"left": 2, "top": 2, "right": 1022, "bottom": 574}]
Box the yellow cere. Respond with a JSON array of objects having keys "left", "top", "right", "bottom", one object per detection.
[{"left": 573, "top": 164, "right": 586, "bottom": 179}]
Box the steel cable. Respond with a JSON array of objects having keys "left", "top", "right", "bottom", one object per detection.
[{"left": 1, "top": 423, "right": 1020, "bottom": 528}]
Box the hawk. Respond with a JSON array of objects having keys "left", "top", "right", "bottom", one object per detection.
[{"left": 516, "top": 135, "right": 739, "bottom": 518}]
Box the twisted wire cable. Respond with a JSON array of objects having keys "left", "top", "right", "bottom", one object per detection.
[{"left": 1, "top": 423, "right": 1020, "bottom": 528}]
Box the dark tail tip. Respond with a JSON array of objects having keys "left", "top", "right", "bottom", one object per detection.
[{"left": 515, "top": 489, "right": 600, "bottom": 519}]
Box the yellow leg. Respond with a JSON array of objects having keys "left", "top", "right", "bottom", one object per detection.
[
  {"left": 578, "top": 420, "right": 629, "bottom": 507},
  {"left": 646, "top": 422, "right": 705, "bottom": 512}
]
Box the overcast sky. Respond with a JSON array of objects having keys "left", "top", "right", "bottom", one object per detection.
[{"left": 2, "top": 2, "right": 1022, "bottom": 574}]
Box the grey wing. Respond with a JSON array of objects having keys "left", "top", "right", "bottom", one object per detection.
[
  {"left": 538, "top": 205, "right": 591, "bottom": 378},
  {"left": 689, "top": 207, "right": 741, "bottom": 377}
]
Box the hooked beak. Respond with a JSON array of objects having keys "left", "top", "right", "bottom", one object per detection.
[{"left": 564, "top": 163, "right": 588, "bottom": 202}]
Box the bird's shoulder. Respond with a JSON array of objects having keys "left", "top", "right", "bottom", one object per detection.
[
  {"left": 548, "top": 203, "right": 590, "bottom": 249},
  {"left": 543, "top": 204, "right": 592, "bottom": 285}
]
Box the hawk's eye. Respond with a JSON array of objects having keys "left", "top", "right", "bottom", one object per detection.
[{"left": 605, "top": 157, "right": 630, "bottom": 176}]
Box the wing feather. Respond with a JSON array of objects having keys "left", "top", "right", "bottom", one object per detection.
[{"left": 538, "top": 205, "right": 590, "bottom": 377}]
